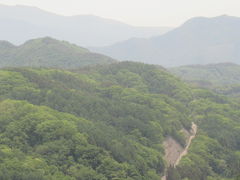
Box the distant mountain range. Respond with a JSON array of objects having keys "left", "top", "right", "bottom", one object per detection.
[
  {"left": 0, "top": 4, "right": 171, "bottom": 46},
  {"left": 93, "top": 15, "right": 240, "bottom": 67},
  {"left": 0, "top": 37, "right": 115, "bottom": 68}
]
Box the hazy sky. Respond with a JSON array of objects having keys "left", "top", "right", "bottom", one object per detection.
[{"left": 0, "top": 0, "right": 239, "bottom": 27}]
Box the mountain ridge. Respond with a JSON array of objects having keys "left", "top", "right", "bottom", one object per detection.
[
  {"left": 92, "top": 15, "right": 240, "bottom": 67},
  {"left": 0, "top": 4, "right": 172, "bottom": 46}
]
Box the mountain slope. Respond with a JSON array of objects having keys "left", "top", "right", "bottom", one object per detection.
[
  {"left": 0, "top": 4, "right": 171, "bottom": 46},
  {"left": 170, "top": 63, "right": 240, "bottom": 97},
  {"left": 93, "top": 15, "right": 240, "bottom": 67},
  {"left": 0, "top": 62, "right": 240, "bottom": 179},
  {"left": 0, "top": 62, "right": 194, "bottom": 179},
  {"left": 0, "top": 37, "right": 115, "bottom": 68},
  {"left": 170, "top": 63, "right": 240, "bottom": 86}
]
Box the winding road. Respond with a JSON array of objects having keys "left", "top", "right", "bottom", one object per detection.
[
  {"left": 174, "top": 123, "right": 197, "bottom": 167},
  {"left": 161, "top": 122, "right": 197, "bottom": 180}
]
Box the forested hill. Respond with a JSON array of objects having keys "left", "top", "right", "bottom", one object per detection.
[
  {"left": 0, "top": 37, "right": 115, "bottom": 69},
  {"left": 0, "top": 61, "right": 240, "bottom": 179},
  {"left": 170, "top": 63, "right": 240, "bottom": 86},
  {"left": 170, "top": 63, "right": 240, "bottom": 97}
]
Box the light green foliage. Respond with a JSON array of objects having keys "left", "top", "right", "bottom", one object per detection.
[
  {"left": 0, "top": 62, "right": 192, "bottom": 179},
  {"left": 0, "top": 62, "right": 239, "bottom": 179},
  {"left": 170, "top": 63, "right": 240, "bottom": 97},
  {"left": 170, "top": 63, "right": 240, "bottom": 86},
  {"left": 173, "top": 89, "right": 240, "bottom": 180}
]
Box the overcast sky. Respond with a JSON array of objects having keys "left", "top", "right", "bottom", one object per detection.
[{"left": 0, "top": 0, "right": 239, "bottom": 27}]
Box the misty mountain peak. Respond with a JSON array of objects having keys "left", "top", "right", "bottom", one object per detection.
[
  {"left": 182, "top": 15, "right": 240, "bottom": 27},
  {"left": 24, "top": 37, "right": 64, "bottom": 45},
  {"left": 0, "top": 40, "right": 15, "bottom": 49},
  {"left": 22, "top": 37, "right": 90, "bottom": 54},
  {"left": 94, "top": 15, "right": 240, "bottom": 67}
]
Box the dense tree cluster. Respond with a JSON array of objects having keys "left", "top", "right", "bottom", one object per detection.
[
  {"left": 170, "top": 63, "right": 240, "bottom": 98},
  {"left": 0, "top": 62, "right": 239, "bottom": 179}
]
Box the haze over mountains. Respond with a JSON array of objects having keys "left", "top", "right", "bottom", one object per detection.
[
  {"left": 1, "top": 3, "right": 240, "bottom": 179},
  {"left": 93, "top": 15, "right": 240, "bottom": 67},
  {"left": 2, "top": 4, "right": 240, "bottom": 67},
  {"left": 0, "top": 4, "right": 171, "bottom": 47}
]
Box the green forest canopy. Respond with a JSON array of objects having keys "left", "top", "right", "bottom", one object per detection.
[{"left": 0, "top": 62, "right": 239, "bottom": 180}]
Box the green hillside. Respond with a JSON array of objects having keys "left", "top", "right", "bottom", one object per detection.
[
  {"left": 0, "top": 62, "right": 239, "bottom": 179},
  {"left": 170, "top": 63, "right": 240, "bottom": 86},
  {"left": 0, "top": 37, "right": 115, "bottom": 69},
  {"left": 170, "top": 63, "right": 240, "bottom": 97}
]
